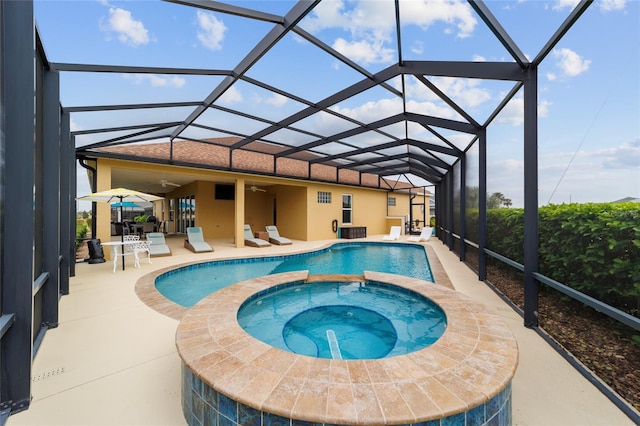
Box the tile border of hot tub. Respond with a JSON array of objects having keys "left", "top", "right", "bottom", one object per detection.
[{"left": 176, "top": 270, "right": 518, "bottom": 425}]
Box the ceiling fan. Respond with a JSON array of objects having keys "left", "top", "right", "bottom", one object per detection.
[
  {"left": 246, "top": 184, "right": 266, "bottom": 192},
  {"left": 160, "top": 179, "right": 181, "bottom": 188}
]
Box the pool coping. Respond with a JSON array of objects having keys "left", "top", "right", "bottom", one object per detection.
[
  {"left": 176, "top": 270, "right": 518, "bottom": 425},
  {"left": 135, "top": 241, "right": 453, "bottom": 321}
]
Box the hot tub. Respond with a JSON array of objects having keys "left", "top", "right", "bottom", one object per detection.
[{"left": 176, "top": 271, "right": 518, "bottom": 425}]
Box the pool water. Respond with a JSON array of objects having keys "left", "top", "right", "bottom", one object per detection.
[
  {"left": 237, "top": 281, "right": 447, "bottom": 359},
  {"left": 283, "top": 305, "right": 397, "bottom": 359},
  {"left": 156, "top": 242, "right": 433, "bottom": 307}
]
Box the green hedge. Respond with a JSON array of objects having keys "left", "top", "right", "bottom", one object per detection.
[
  {"left": 468, "top": 203, "right": 639, "bottom": 315},
  {"left": 75, "top": 221, "right": 89, "bottom": 250}
]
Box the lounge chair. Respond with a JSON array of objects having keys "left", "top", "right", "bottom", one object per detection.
[
  {"left": 244, "top": 224, "right": 271, "bottom": 248},
  {"left": 145, "top": 232, "right": 172, "bottom": 257},
  {"left": 382, "top": 226, "right": 402, "bottom": 241},
  {"left": 184, "top": 227, "right": 213, "bottom": 253},
  {"left": 407, "top": 227, "right": 433, "bottom": 242},
  {"left": 265, "top": 225, "right": 292, "bottom": 245}
]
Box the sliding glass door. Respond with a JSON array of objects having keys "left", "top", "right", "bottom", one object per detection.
[{"left": 176, "top": 195, "right": 195, "bottom": 233}]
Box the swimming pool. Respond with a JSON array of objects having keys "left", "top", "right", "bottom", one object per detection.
[
  {"left": 155, "top": 242, "right": 433, "bottom": 307},
  {"left": 237, "top": 280, "right": 447, "bottom": 359}
]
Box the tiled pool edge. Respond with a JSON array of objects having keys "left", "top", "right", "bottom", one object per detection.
[
  {"left": 134, "top": 242, "right": 453, "bottom": 320},
  {"left": 182, "top": 363, "right": 512, "bottom": 426},
  {"left": 176, "top": 271, "right": 518, "bottom": 425}
]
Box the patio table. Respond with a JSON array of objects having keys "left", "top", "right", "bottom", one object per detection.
[{"left": 102, "top": 240, "right": 149, "bottom": 273}]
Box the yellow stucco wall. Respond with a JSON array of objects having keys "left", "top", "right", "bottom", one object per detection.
[
  {"left": 92, "top": 158, "right": 422, "bottom": 244},
  {"left": 269, "top": 185, "right": 307, "bottom": 240},
  {"left": 95, "top": 163, "right": 112, "bottom": 250}
]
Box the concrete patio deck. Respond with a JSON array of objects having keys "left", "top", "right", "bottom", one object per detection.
[{"left": 7, "top": 234, "right": 635, "bottom": 425}]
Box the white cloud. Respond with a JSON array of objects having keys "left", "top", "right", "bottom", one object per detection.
[
  {"left": 600, "top": 138, "right": 640, "bottom": 169},
  {"left": 302, "top": 0, "right": 477, "bottom": 67},
  {"left": 552, "top": 0, "right": 580, "bottom": 11},
  {"left": 553, "top": 48, "right": 591, "bottom": 77},
  {"left": 332, "top": 37, "right": 394, "bottom": 64},
  {"left": 405, "top": 76, "right": 491, "bottom": 109},
  {"left": 411, "top": 41, "right": 425, "bottom": 55},
  {"left": 538, "top": 100, "right": 551, "bottom": 118},
  {"left": 218, "top": 86, "right": 242, "bottom": 104},
  {"left": 399, "top": 0, "right": 477, "bottom": 39},
  {"left": 552, "top": 0, "right": 625, "bottom": 12},
  {"left": 123, "top": 74, "right": 186, "bottom": 88},
  {"left": 432, "top": 77, "right": 492, "bottom": 108},
  {"left": 263, "top": 93, "right": 288, "bottom": 107},
  {"left": 69, "top": 117, "right": 83, "bottom": 132},
  {"left": 496, "top": 95, "right": 550, "bottom": 126},
  {"left": 332, "top": 97, "right": 405, "bottom": 123},
  {"left": 600, "top": 0, "right": 626, "bottom": 11},
  {"left": 539, "top": 139, "right": 640, "bottom": 204},
  {"left": 102, "top": 7, "right": 150, "bottom": 46},
  {"left": 302, "top": 0, "right": 351, "bottom": 32},
  {"left": 197, "top": 11, "right": 227, "bottom": 51},
  {"left": 546, "top": 72, "right": 557, "bottom": 81}
]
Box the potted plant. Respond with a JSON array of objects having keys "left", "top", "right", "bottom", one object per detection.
[{"left": 134, "top": 214, "right": 148, "bottom": 223}]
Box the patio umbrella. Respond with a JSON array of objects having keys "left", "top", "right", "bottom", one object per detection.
[
  {"left": 110, "top": 201, "right": 144, "bottom": 222},
  {"left": 110, "top": 201, "right": 144, "bottom": 209},
  {"left": 78, "top": 188, "right": 163, "bottom": 270}
]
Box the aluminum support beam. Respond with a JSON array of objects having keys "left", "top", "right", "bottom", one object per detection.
[
  {"left": 164, "top": 0, "right": 283, "bottom": 24},
  {"left": 42, "top": 68, "right": 61, "bottom": 328},
  {"left": 401, "top": 61, "right": 525, "bottom": 81},
  {"left": 478, "top": 129, "right": 487, "bottom": 281},
  {"left": 292, "top": 27, "right": 402, "bottom": 97},
  {"left": 50, "top": 62, "right": 230, "bottom": 76},
  {"left": 523, "top": 67, "right": 539, "bottom": 328},
  {"left": 414, "top": 74, "right": 480, "bottom": 128},
  {"left": 60, "top": 113, "right": 72, "bottom": 290},
  {"left": 63, "top": 101, "right": 202, "bottom": 113},
  {"left": 232, "top": 64, "right": 400, "bottom": 149},
  {"left": 449, "top": 171, "right": 455, "bottom": 249},
  {"left": 405, "top": 112, "right": 477, "bottom": 135},
  {"left": 1, "top": 0, "right": 35, "bottom": 413},
  {"left": 172, "top": 0, "right": 321, "bottom": 141},
  {"left": 532, "top": 1, "right": 592, "bottom": 67},
  {"left": 459, "top": 156, "right": 466, "bottom": 261},
  {"left": 468, "top": 0, "right": 529, "bottom": 68},
  {"left": 277, "top": 114, "right": 406, "bottom": 157}
]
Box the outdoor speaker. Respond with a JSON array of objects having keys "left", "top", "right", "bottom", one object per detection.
[{"left": 87, "top": 239, "right": 106, "bottom": 264}]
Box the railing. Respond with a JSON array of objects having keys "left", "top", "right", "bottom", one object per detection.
[{"left": 447, "top": 233, "right": 640, "bottom": 422}]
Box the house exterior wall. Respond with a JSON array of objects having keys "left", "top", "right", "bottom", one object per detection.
[
  {"left": 269, "top": 185, "right": 308, "bottom": 241},
  {"left": 93, "top": 158, "right": 418, "bottom": 246}
]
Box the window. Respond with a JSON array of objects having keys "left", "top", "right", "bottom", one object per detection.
[
  {"left": 342, "top": 194, "right": 352, "bottom": 224},
  {"left": 317, "top": 191, "right": 332, "bottom": 204},
  {"left": 388, "top": 197, "right": 396, "bottom": 206}
]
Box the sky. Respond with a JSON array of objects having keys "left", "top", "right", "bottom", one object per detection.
[{"left": 34, "top": 0, "right": 639, "bottom": 209}]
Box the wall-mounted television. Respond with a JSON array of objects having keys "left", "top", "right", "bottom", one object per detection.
[{"left": 215, "top": 184, "right": 235, "bottom": 200}]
